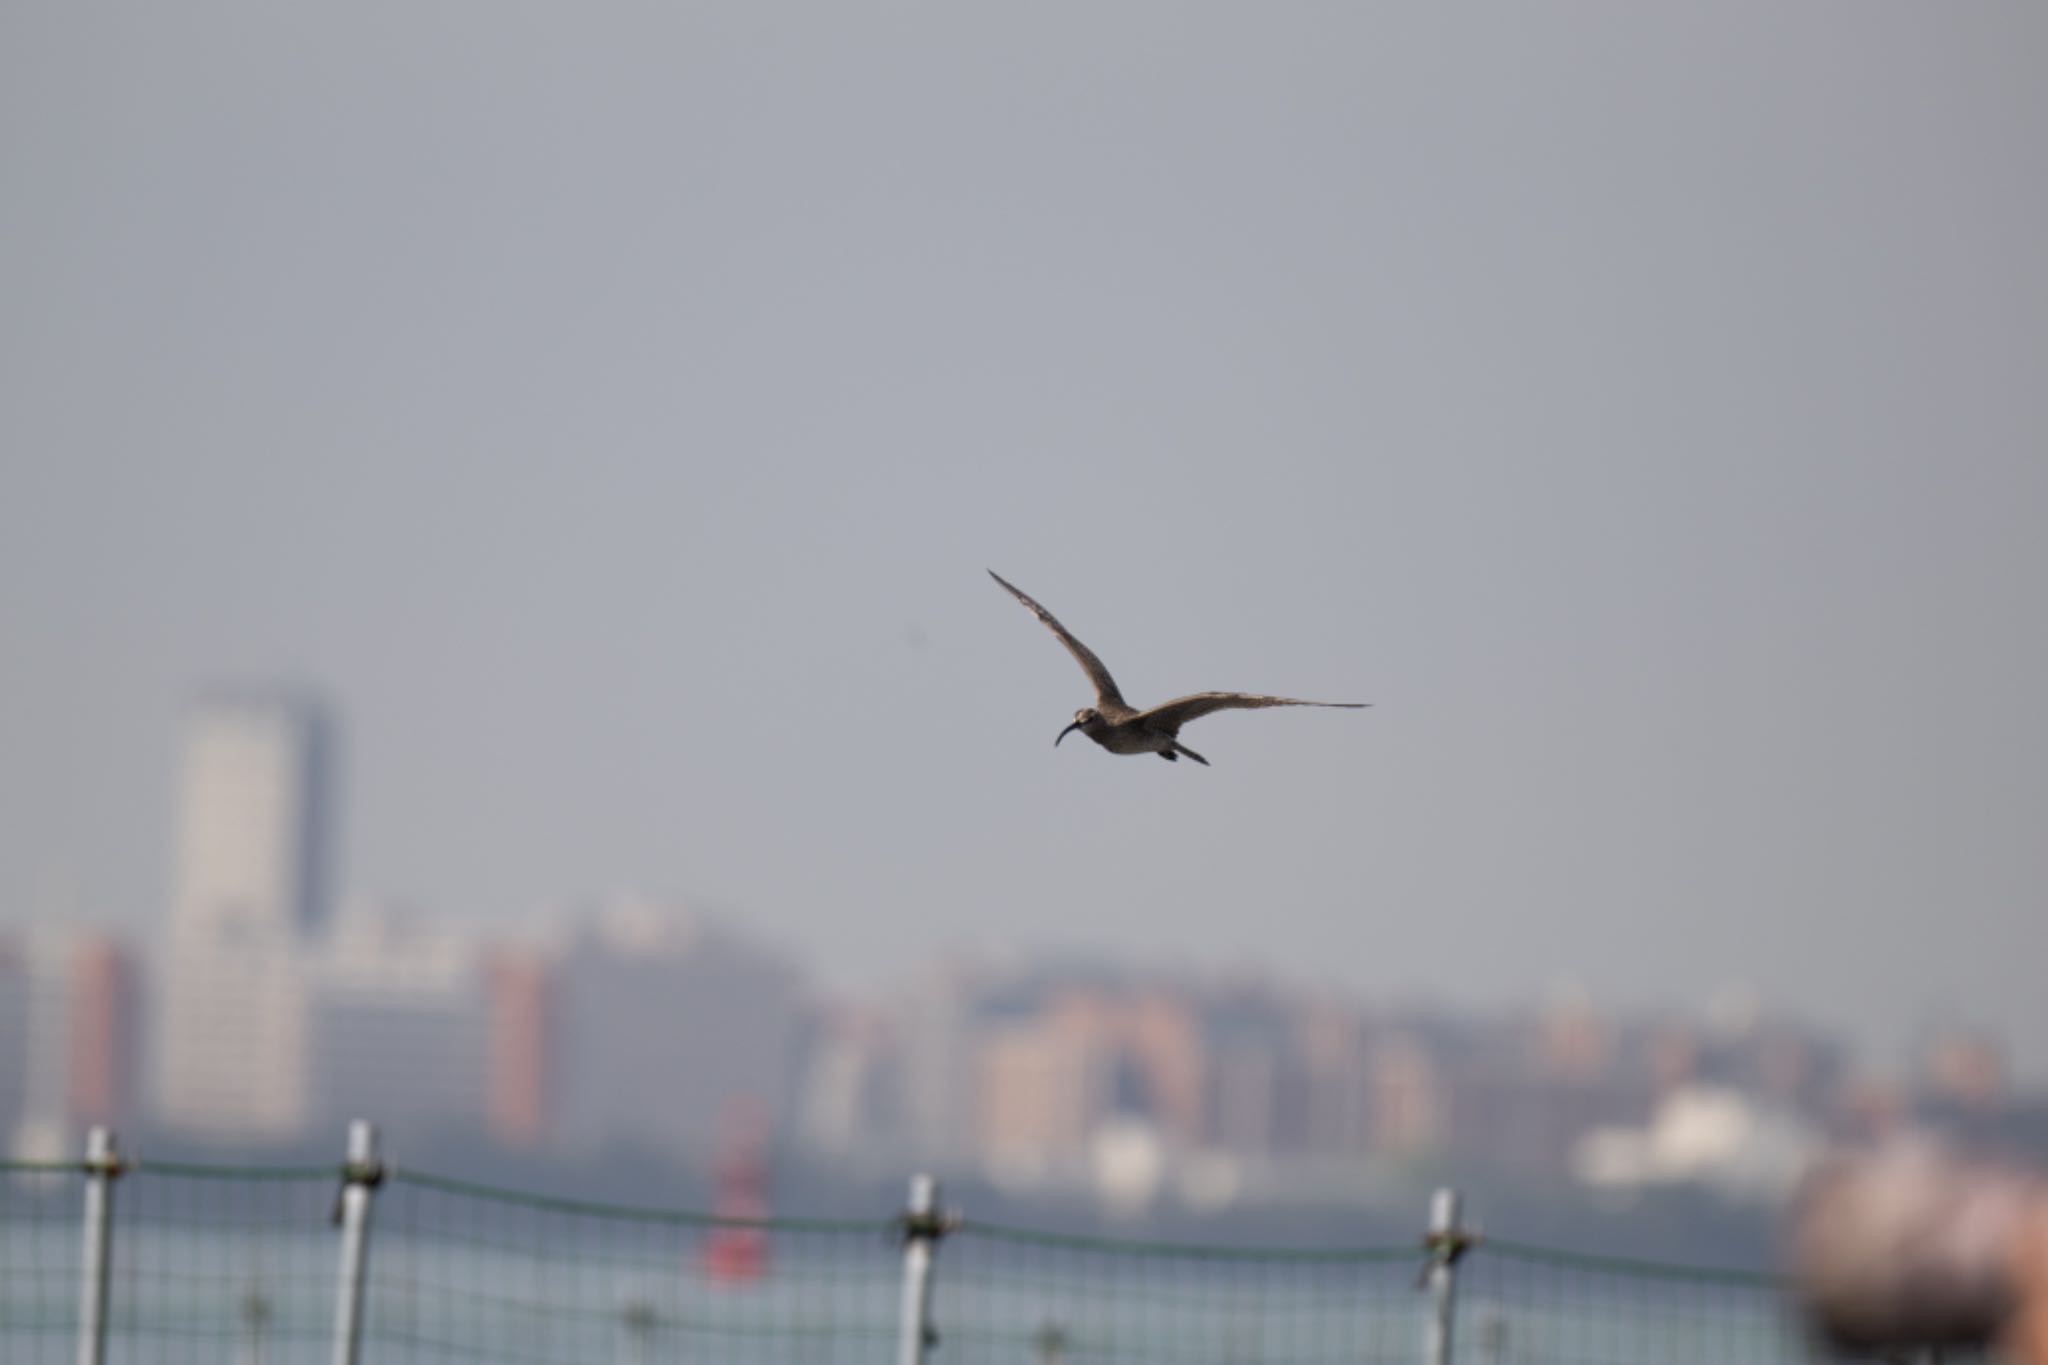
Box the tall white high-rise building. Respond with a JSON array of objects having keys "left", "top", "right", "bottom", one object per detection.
[
  {"left": 169, "top": 691, "right": 333, "bottom": 936},
  {"left": 154, "top": 691, "right": 332, "bottom": 1139}
]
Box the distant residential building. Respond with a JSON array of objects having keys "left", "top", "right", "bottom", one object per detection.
[
  {"left": 1689, "top": 1018, "right": 1843, "bottom": 1113},
  {"left": 1118, "top": 992, "right": 1207, "bottom": 1148},
  {"left": 555, "top": 899, "right": 807, "bottom": 1156},
  {"left": 304, "top": 904, "right": 490, "bottom": 1142},
  {"left": 792, "top": 1006, "right": 897, "bottom": 1159},
  {"left": 1535, "top": 990, "right": 1612, "bottom": 1084},
  {"left": 976, "top": 1021, "right": 1093, "bottom": 1177},
  {"left": 154, "top": 932, "right": 309, "bottom": 1138},
  {"left": 966, "top": 983, "right": 1219, "bottom": 1181},
  {"left": 0, "top": 940, "right": 28, "bottom": 1143},
  {"left": 1294, "top": 1005, "right": 1372, "bottom": 1157},
  {"left": 894, "top": 961, "right": 982, "bottom": 1164},
  {"left": 1370, "top": 1032, "right": 1445, "bottom": 1155},
  {"left": 1208, "top": 1040, "right": 1284, "bottom": 1158},
  {"left": 1428, "top": 1009, "right": 1662, "bottom": 1177},
  {"left": 486, "top": 948, "right": 556, "bottom": 1148},
  {"left": 1203, "top": 995, "right": 1293, "bottom": 1160},
  {"left": 154, "top": 690, "right": 332, "bottom": 1139},
  {"left": 0, "top": 930, "right": 143, "bottom": 1153},
  {"left": 64, "top": 933, "right": 140, "bottom": 1130},
  {"left": 827, "top": 960, "right": 1885, "bottom": 1193}
]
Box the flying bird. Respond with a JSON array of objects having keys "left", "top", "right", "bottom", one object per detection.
[{"left": 987, "top": 570, "right": 1367, "bottom": 766}]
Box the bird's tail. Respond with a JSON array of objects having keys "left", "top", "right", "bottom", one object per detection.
[{"left": 1172, "top": 741, "right": 1210, "bottom": 767}]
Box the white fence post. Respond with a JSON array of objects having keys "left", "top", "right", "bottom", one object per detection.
[
  {"left": 1423, "top": 1187, "right": 1466, "bottom": 1365},
  {"left": 897, "top": 1174, "right": 948, "bottom": 1365},
  {"left": 330, "top": 1120, "right": 383, "bottom": 1365},
  {"left": 75, "top": 1126, "right": 121, "bottom": 1365}
]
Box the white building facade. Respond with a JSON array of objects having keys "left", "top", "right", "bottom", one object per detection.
[{"left": 153, "top": 692, "right": 332, "bottom": 1139}]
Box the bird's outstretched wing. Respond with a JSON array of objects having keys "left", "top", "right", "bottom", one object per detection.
[
  {"left": 987, "top": 570, "right": 1129, "bottom": 711},
  {"left": 1135, "top": 692, "right": 1368, "bottom": 735}
]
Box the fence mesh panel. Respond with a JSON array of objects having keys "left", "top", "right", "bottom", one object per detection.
[
  {"left": 109, "top": 1162, "right": 338, "bottom": 1365},
  {"left": 367, "top": 1170, "right": 900, "bottom": 1365},
  {"left": 5, "top": 1156, "right": 1880, "bottom": 1365},
  {"left": 940, "top": 1222, "right": 1424, "bottom": 1365},
  {"left": 1455, "top": 1238, "right": 1804, "bottom": 1365},
  {"left": 0, "top": 1161, "right": 83, "bottom": 1359}
]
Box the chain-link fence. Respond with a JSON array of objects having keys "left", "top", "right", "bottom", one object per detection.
[{"left": 2, "top": 1124, "right": 1822, "bottom": 1365}]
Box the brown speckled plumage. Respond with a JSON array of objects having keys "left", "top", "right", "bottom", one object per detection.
[{"left": 988, "top": 570, "right": 1367, "bottom": 766}]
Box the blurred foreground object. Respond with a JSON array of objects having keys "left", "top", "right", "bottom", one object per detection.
[{"left": 1791, "top": 1138, "right": 2048, "bottom": 1359}]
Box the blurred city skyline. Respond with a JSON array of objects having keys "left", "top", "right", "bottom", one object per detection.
[
  {"left": 4, "top": 2, "right": 2045, "bottom": 1091},
  {"left": 3, "top": 682, "right": 2039, "bottom": 1084},
  {"left": 0, "top": 692, "right": 2032, "bottom": 1203}
]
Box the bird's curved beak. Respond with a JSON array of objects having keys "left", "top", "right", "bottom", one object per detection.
[{"left": 1055, "top": 721, "right": 1082, "bottom": 748}]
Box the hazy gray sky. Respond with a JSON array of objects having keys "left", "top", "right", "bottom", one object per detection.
[{"left": 4, "top": 4, "right": 2044, "bottom": 1075}]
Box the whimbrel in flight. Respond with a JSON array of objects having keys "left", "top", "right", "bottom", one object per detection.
[{"left": 988, "top": 570, "right": 1367, "bottom": 766}]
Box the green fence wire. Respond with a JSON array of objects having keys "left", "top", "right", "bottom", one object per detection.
[
  {"left": 109, "top": 1162, "right": 338, "bottom": 1365},
  {"left": 1453, "top": 1238, "right": 1801, "bottom": 1365},
  {"left": 942, "top": 1220, "right": 1424, "bottom": 1365},
  {"left": 369, "top": 1170, "right": 899, "bottom": 1365},
  {"left": 0, "top": 1160, "right": 81, "bottom": 1356},
  {"left": 2, "top": 1156, "right": 1835, "bottom": 1365}
]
